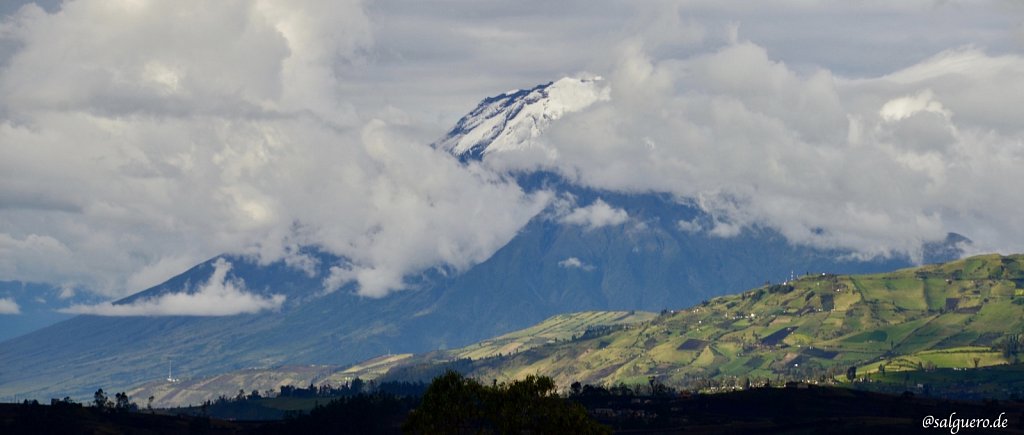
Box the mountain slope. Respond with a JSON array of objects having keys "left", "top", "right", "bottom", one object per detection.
[
  {"left": 435, "top": 77, "right": 609, "bottom": 160},
  {"left": 126, "top": 311, "right": 656, "bottom": 407},
  {"left": 127, "top": 254, "right": 1024, "bottom": 407},
  {"left": 0, "top": 281, "right": 104, "bottom": 342},
  {"left": 0, "top": 79, "right": 963, "bottom": 402},
  {"left": 380, "top": 254, "right": 1024, "bottom": 389}
]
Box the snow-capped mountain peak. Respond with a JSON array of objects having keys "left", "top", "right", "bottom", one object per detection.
[{"left": 436, "top": 76, "right": 610, "bottom": 160}]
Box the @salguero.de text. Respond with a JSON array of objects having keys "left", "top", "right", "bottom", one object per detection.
[{"left": 922, "top": 412, "right": 1008, "bottom": 434}]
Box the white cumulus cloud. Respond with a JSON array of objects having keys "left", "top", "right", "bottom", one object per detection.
[
  {"left": 59, "top": 258, "right": 284, "bottom": 316},
  {"left": 0, "top": 0, "right": 548, "bottom": 298},
  {"left": 0, "top": 298, "right": 20, "bottom": 314},
  {"left": 560, "top": 199, "right": 629, "bottom": 230},
  {"left": 558, "top": 257, "right": 594, "bottom": 271},
  {"left": 486, "top": 40, "right": 1024, "bottom": 262},
  {"left": 1, "top": 0, "right": 1022, "bottom": 300},
  {"left": 677, "top": 219, "right": 703, "bottom": 234}
]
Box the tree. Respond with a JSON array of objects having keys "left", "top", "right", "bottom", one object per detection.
[
  {"left": 580, "top": 384, "right": 610, "bottom": 397},
  {"left": 404, "top": 370, "right": 609, "bottom": 434},
  {"left": 845, "top": 366, "right": 857, "bottom": 381},
  {"left": 114, "top": 392, "right": 136, "bottom": 412},
  {"left": 999, "top": 334, "right": 1021, "bottom": 362},
  {"left": 349, "top": 377, "right": 365, "bottom": 395},
  {"left": 403, "top": 370, "right": 486, "bottom": 433},
  {"left": 610, "top": 382, "right": 633, "bottom": 396},
  {"left": 93, "top": 388, "right": 110, "bottom": 409},
  {"left": 147, "top": 396, "right": 154, "bottom": 413},
  {"left": 570, "top": 381, "right": 582, "bottom": 397}
]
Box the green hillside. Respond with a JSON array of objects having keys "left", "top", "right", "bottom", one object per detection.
[
  {"left": 387, "top": 254, "right": 1024, "bottom": 391},
  {"left": 128, "top": 311, "right": 654, "bottom": 407},
  {"left": 440, "top": 311, "right": 657, "bottom": 361},
  {"left": 129, "top": 255, "right": 1024, "bottom": 406}
]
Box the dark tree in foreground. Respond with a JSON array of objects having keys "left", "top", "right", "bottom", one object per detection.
[
  {"left": 262, "top": 393, "right": 417, "bottom": 434},
  {"left": 403, "top": 370, "right": 609, "bottom": 434},
  {"left": 93, "top": 389, "right": 110, "bottom": 409},
  {"left": 403, "top": 371, "right": 484, "bottom": 432},
  {"left": 113, "top": 392, "right": 136, "bottom": 412}
]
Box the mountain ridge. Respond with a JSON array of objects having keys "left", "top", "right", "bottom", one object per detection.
[{"left": 435, "top": 76, "right": 609, "bottom": 160}]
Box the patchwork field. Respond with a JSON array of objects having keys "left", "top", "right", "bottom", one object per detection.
[
  {"left": 409, "top": 255, "right": 1024, "bottom": 393},
  {"left": 131, "top": 255, "right": 1024, "bottom": 405}
]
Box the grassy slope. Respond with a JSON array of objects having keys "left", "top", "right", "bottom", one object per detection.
[
  {"left": 128, "top": 365, "right": 341, "bottom": 408},
  {"left": 132, "top": 255, "right": 1024, "bottom": 405},
  {"left": 438, "top": 254, "right": 1024, "bottom": 389},
  {"left": 129, "top": 311, "right": 654, "bottom": 407}
]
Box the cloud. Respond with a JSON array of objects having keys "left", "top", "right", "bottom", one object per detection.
[
  {"left": 0, "top": 0, "right": 1022, "bottom": 299},
  {"left": 57, "top": 284, "right": 75, "bottom": 300},
  {"left": 879, "top": 89, "right": 951, "bottom": 122},
  {"left": 0, "top": 0, "right": 548, "bottom": 298},
  {"left": 709, "top": 220, "right": 743, "bottom": 238},
  {"left": 558, "top": 257, "right": 594, "bottom": 271},
  {"left": 59, "top": 258, "right": 284, "bottom": 316},
  {"left": 677, "top": 219, "right": 703, "bottom": 234},
  {"left": 484, "top": 39, "right": 1024, "bottom": 261},
  {"left": 0, "top": 297, "right": 20, "bottom": 314},
  {"left": 559, "top": 199, "right": 629, "bottom": 230}
]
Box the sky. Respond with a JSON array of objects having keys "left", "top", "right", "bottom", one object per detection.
[{"left": 0, "top": 0, "right": 1022, "bottom": 315}]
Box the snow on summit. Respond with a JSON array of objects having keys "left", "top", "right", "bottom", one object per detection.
[{"left": 437, "top": 77, "right": 610, "bottom": 160}]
